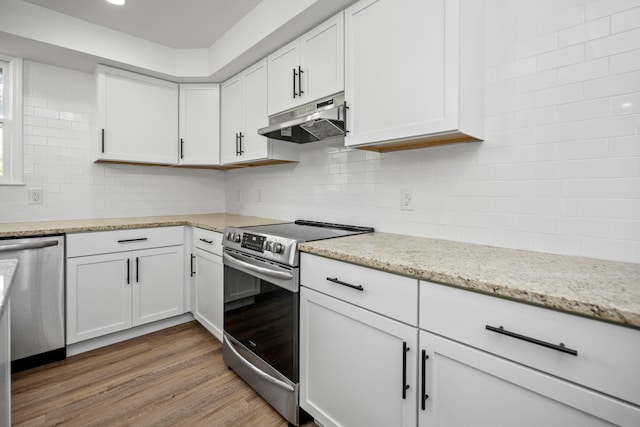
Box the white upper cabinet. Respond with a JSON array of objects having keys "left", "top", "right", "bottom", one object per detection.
[
  {"left": 344, "top": 0, "right": 484, "bottom": 152},
  {"left": 221, "top": 59, "right": 298, "bottom": 166},
  {"left": 96, "top": 65, "right": 179, "bottom": 164},
  {"left": 267, "top": 12, "right": 344, "bottom": 115},
  {"left": 178, "top": 84, "right": 220, "bottom": 166}
]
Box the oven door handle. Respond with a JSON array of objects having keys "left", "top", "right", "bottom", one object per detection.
[
  {"left": 223, "top": 252, "right": 294, "bottom": 281},
  {"left": 224, "top": 336, "right": 295, "bottom": 393}
]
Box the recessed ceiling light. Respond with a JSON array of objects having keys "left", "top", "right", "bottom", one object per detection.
[{"left": 106, "top": 0, "right": 126, "bottom": 5}]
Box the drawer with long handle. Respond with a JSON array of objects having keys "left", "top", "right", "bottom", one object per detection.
[
  {"left": 300, "top": 253, "right": 418, "bottom": 326},
  {"left": 67, "top": 226, "right": 183, "bottom": 257},
  {"left": 420, "top": 280, "right": 640, "bottom": 406},
  {"left": 193, "top": 228, "right": 223, "bottom": 255}
]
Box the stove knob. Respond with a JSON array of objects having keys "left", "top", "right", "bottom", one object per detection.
[
  {"left": 272, "top": 242, "right": 284, "bottom": 254},
  {"left": 264, "top": 241, "right": 273, "bottom": 252},
  {"left": 234, "top": 233, "right": 241, "bottom": 243},
  {"left": 226, "top": 232, "right": 233, "bottom": 241}
]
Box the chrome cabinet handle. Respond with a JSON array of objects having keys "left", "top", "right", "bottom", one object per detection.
[
  {"left": 0, "top": 240, "right": 59, "bottom": 253},
  {"left": 485, "top": 325, "right": 578, "bottom": 356},
  {"left": 326, "top": 277, "right": 363, "bottom": 291}
]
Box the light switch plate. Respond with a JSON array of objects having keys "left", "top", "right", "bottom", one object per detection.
[{"left": 401, "top": 189, "right": 413, "bottom": 211}]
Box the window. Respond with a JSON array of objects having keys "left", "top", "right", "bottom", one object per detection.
[{"left": 0, "top": 56, "right": 23, "bottom": 185}]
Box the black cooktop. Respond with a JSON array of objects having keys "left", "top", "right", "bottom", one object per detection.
[{"left": 240, "top": 220, "right": 374, "bottom": 243}]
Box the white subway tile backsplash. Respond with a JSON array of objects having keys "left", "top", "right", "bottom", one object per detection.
[
  {"left": 584, "top": 27, "right": 640, "bottom": 60},
  {"left": 583, "top": 71, "right": 640, "bottom": 99},
  {"left": 536, "top": 83, "right": 583, "bottom": 107},
  {"left": 586, "top": 0, "right": 640, "bottom": 21},
  {"left": 557, "top": 58, "right": 609, "bottom": 85},
  {"left": 610, "top": 49, "right": 640, "bottom": 74},
  {"left": 535, "top": 122, "right": 580, "bottom": 143},
  {"left": 537, "top": 44, "right": 585, "bottom": 71},
  {"left": 537, "top": 5, "right": 585, "bottom": 36},
  {"left": 558, "top": 17, "right": 610, "bottom": 47},
  {"left": 580, "top": 114, "right": 638, "bottom": 138}
]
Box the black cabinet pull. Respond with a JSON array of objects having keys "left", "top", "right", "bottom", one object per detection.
[
  {"left": 126, "top": 258, "right": 130, "bottom": 284},
  {"left": 180, "top": 138, "right": 184, "bottom": 159},
  {"left": 101, "top": 128, "right": 105, "bottom": 153},
  {"left": 298, "top": 66, "right": 304, "bottom": 96},
  {"left": 292, "top": 68, "right": 297, "bottom": 98},
  {"left": 190, "top": 253, "right": 196, "bottom": 277},
  {"left": 402, "top": 342, "right": 410, "bottom": 399},
  {"left": 199, "top": 238, "right": 213, "bottom": 244},
  {"left": 326, "top": 277, "right": 363, "bottom": 291},
  {"left": 235, "top": 133, "right": 239, "bottom": 155},
  {"left": 135, "top": 257, "right": 139, "bottom": 283},
  {"left": 239, "top": 132, "right": 244, "bottom": 155},
  {"left": 343, "top": 101, "right": 350, "bottom": 135},
  {"left": 421, "top": 350, "right": 429, "bottom": 410},
  {"left": 485, "top": 325, "right": 578, "bottom": 356},
  {"left": 117, "top": 238, "right": 148, "bottom": 243}
]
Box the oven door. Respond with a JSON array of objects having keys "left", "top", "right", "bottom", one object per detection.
[{"left": 223, "top": 248, "right": 301, "bottom": 425}]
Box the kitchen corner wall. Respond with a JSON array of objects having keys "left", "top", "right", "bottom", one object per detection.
[
  {"left": 227, "top": 0, "right": 640, "bottom": 264},
  {"left": 0, "top": 61, "right": 226, "bottom": 222}
]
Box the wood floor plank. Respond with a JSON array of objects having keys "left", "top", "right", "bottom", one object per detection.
[{"left": 12, "top": 321, "right": 314, "bottom": 426}]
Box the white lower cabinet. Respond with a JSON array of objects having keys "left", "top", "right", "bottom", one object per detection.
[
  {"left": 66, "top": 227, "right": 184, "bottom": 344},
  {"left": 190, "top": 228, "right": 224, "bottom": 341},
  {"left": 300, "top": 287, "right": 418, "bottom": 427},
  {"left": 1, "top": 301, "right": 10, "bottom": 427},
  {"left": 419, "top": 330, "right": 639, "bottom": 427}
]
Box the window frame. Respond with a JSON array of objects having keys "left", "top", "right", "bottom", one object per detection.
[{"left": 0, "top": 55, "right": 23, "bottom": 185}]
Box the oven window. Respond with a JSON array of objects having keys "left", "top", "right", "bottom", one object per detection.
[{"left": 224, "top": 265, "right": 298, "bottom": 382}]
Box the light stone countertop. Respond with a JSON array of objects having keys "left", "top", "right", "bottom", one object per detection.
[
  {"left": 0, "top": 213, "right": 287, "bottom": 238},
  {"left": 0, "top": 259, "right": 18, "bottom": 317},
  {"left": 299, "top": 232, "right": 640, "bottom": 329}
]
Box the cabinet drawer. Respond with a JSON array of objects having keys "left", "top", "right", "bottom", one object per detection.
[
  {"left": 193, "top": 228, "right": 223, "bottom": 255},
  {"left": 301, "top": 253, "right": 418, "bottom": 326},
  {"left": 67, "top": 226, "right": 184, "bottom": 257},
  {"left": 420, "top": 281, "right": 640, "bottom": 406}
]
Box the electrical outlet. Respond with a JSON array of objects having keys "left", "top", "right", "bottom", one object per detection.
[
  {"left": 257, "top": 188, "right": 262, "bottom": 202},
  {"left": 401, "top": 189, "right": 413, "bottom": 211},
  {"left": 28, "top": 187, "right": 43, "bottom": 205}
]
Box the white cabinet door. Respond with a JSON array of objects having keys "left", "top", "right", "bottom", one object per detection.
[
  {"left": 267, "top": 12, "right": 344, "bottom": 116},
  {"left": 299, "top": 13, "right": 344, "bottom": 105},
  {"left": 97, "top": 65, "right": 178, "bottom": 164},
  {"left": 132, "top": 246, "right": 184, "bottom": 326},
  {"left": 179, "top": 84, "right": 220, "bottom": 165},
  {"left": 220, "top": 74, "right": 244, "bottom": 165},
  {"left": 67, "top": 252, "right": 132, "bottom": 344},
  {"left": 267, "top": 39, "right": 300, "bottom": 115},
  {"left": 240, "top": 59, "right": 269, "bottom": 161},
  {"left": 193, "top": 248, "right": 223, "bottom": 341},
  {"left": 300, "top": 287, "right": 417, "bottom": 427},
  {"left": 344, "top": 0, "right": 483, "bottom": 150},
  {"left": 418, "top": 330, "right": 640, "bottom": 427}
]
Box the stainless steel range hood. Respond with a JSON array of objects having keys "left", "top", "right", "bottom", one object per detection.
[{"left": 258, "top": 93, "right": 346, "bottom": 143}]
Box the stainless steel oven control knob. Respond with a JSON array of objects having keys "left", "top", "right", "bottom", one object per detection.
[
  {"left": 226, "top": 232, "right": 233, "bottom": 241},
  {"left": 272, "top": 242, "right": 284, "bottom": 254},
  {"left": 264, "top": 241, "right": 273, "bottom": 252},
  {"left": 233, "top": 233, "right": 241, "bottom": 243}
]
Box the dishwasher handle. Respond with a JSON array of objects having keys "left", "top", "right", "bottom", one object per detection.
[{"left": 0, "top": 239, "right": 59, "bottom": 253}]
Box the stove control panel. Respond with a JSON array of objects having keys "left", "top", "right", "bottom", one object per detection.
[{"left": 240, "top": 233, "right": 266, "bottom": 252}]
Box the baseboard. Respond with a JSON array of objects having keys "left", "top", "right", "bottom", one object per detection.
[{"left": 66, "top": 313, "right": 195, "bottom": 356}]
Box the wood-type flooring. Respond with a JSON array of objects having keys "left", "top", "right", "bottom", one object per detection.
[{"left": 11, "top": 321, "right": 315, "bottom": 427}]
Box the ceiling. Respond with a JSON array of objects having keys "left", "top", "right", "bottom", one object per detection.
[{"left": 21, "top": 0, "right": 263, "bottom": 49}]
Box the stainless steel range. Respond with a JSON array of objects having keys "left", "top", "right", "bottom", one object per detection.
[{"left": 222, "top": 220, "right": 373, "bottom": 426}]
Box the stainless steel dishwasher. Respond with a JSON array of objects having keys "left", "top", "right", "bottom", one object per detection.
[{"left": 0, "top": 235, "right": 65, "bottom": 372}]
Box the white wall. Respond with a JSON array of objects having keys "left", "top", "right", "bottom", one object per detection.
[
  {"left": 0, "top": 60, "right": 226, "bottom": 222},
  {"left": 227, "top": 0, "right": 640, "bottom": 264}
]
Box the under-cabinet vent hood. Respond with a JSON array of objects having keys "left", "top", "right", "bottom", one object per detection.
[{"left": 258, "top": 93, "right": 346, "bottom": 143}]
